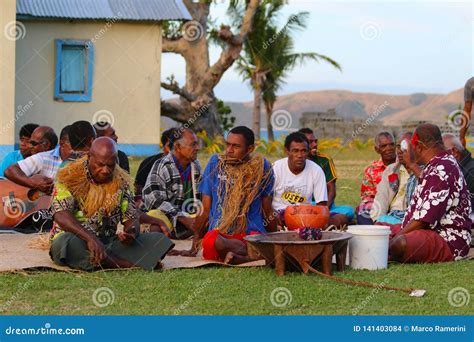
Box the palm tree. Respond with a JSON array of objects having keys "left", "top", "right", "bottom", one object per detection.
[
  {"left": 262, "top": 25, "right": 341, "bottom": 141},
  {"left": 235, "top": 1, "right": 341, "bottom": 140}
]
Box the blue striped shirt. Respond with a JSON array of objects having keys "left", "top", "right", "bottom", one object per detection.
[{"left": 17, "top": 146, "right": 62, "bottom": 179}]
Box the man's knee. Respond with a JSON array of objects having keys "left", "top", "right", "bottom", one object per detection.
[
  {"left": 214, "top": 234, "right": 226, "bottom": 253},
  {"left": 389, "top": 235, "right": 407, "bottom": 261},
  {"left": 50, "top": 232, "right": 93, "bottom": 271}
]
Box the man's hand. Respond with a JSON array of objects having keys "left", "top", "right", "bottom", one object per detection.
[
  {"left": 86, "top": 238, "right": 107, "bottom": 265},
  {"left": 119, "top": 221, "right": 139, "bottom": 245},
  {"left": 117, "top": 230, "right": 137, "bottom": 245},
  {"left": 28, "top": 175, "right": 54, "bottom": 194},
  {"left": 401, "top": 143, "right": 416, "bottom": 169}
]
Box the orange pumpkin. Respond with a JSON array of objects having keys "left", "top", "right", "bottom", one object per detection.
[{"left": 284, "top": 205, "right": 330, "bottom": 230}]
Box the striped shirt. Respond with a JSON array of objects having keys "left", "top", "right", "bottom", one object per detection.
[
  {"left": 142, "top": 153, "right": 201, "bottom": 221},
  {"left": 17, "top": 146, "right": 62, "bottom": 179}
]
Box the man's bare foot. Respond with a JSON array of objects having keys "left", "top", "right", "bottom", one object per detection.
[
  {"left": 224, "top": 252, "right": 254, "bottom": 265},
  {"left": 224, "top": 251, "right": 235, "bottom": 264}
]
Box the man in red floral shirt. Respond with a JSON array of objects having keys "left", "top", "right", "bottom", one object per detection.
[{"left": 357, "top": 132, "right": 396, "bottom": 224}]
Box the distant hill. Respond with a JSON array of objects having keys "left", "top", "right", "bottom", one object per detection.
[
  {"left": 160, "top": 88, "right": 464, "bottom": 130},
  {"left": 224, "top": 89, "right": 464, "bottom": 128}
]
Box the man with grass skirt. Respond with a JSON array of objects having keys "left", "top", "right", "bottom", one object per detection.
[
  {"left": 49, "top": 137, "right": 174, "bottom": 271},
  {"left": 171, "top": 126, "right": 278, "bottom": 264}
]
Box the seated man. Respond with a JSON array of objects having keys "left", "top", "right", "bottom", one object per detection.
[
  {"left": 357, "top": 131, "right": 396, "bottom": 224},
  {"left": 174, "top": 126, "right": 277, "bottom": 264},
  {"left": 49, "top": 137, "right": 174, "bottom": 271},
  {"left": 390, "top": 124, "right": 472, "bottom": 263},
  {"left": 94, "top": 121, "right": 130, "bottom": 172},
  {"left": 371, "top": 132, "right": 417, "bottom": 226},
  {"left": 63, "top": 121, "right": 169, "bottom": 237},
  {"left": 299, "top": 128, "right": 354, "bottom": 225},
  {"left": 442, "top": 133, "right": 474, "bottom": 221},
  {"left": 4, "top": 126, "right": 70, "bottom": 194},
  {"left": 272, "top": 132, "right": 328, "bottom": 224},
  {"left": 0, "top": 123, "right": 38, "bottom": 177},
  {"left": 142, "top": 128, "right": 201, "bottom": 239},
  {"left": 135, "top": 127, "right": 177, "bottom": 203}
]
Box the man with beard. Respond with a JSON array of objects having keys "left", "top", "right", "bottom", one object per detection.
[{"left": 49, "top": 137, "right": 174, "bottom": 271}]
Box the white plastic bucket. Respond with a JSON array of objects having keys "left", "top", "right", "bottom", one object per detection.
[{"left": 347, "top": 225, "right": 391, "bottom": 270}]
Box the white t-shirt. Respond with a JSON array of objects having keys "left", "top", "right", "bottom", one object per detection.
[{"left": 272, "top": 158, "right": 328, "bottom": 211}]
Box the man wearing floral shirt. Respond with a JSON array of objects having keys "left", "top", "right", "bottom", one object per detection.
[
  {"left": 357, "top": 132, "right": 396, "bottom": 224},
  {"left": 390, "top": 124, "right": 472, "bottom": 263}
]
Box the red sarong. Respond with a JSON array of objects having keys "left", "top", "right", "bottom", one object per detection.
[{"left": 202, "top": 229, "right": 258, "bottom": 261}]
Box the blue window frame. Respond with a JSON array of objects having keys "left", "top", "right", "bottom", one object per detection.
[{"left": 54, "top": 39, "right": 94, "bottom": 102}]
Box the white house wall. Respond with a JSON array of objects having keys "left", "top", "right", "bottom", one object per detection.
[
  {"left": 14, "top": 20, "right": 162, "bottom": 156},
  {"left": 0, "top": 0, "right": 17, "bottom": 159}
]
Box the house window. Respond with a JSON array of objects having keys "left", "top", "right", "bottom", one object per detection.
[{"left": 54, "top": 40, "right": 94, "bottom": 102}]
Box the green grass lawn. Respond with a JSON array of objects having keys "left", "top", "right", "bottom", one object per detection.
[{"left": 1, "top": 148, "right": 472, "bottom": 315}]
